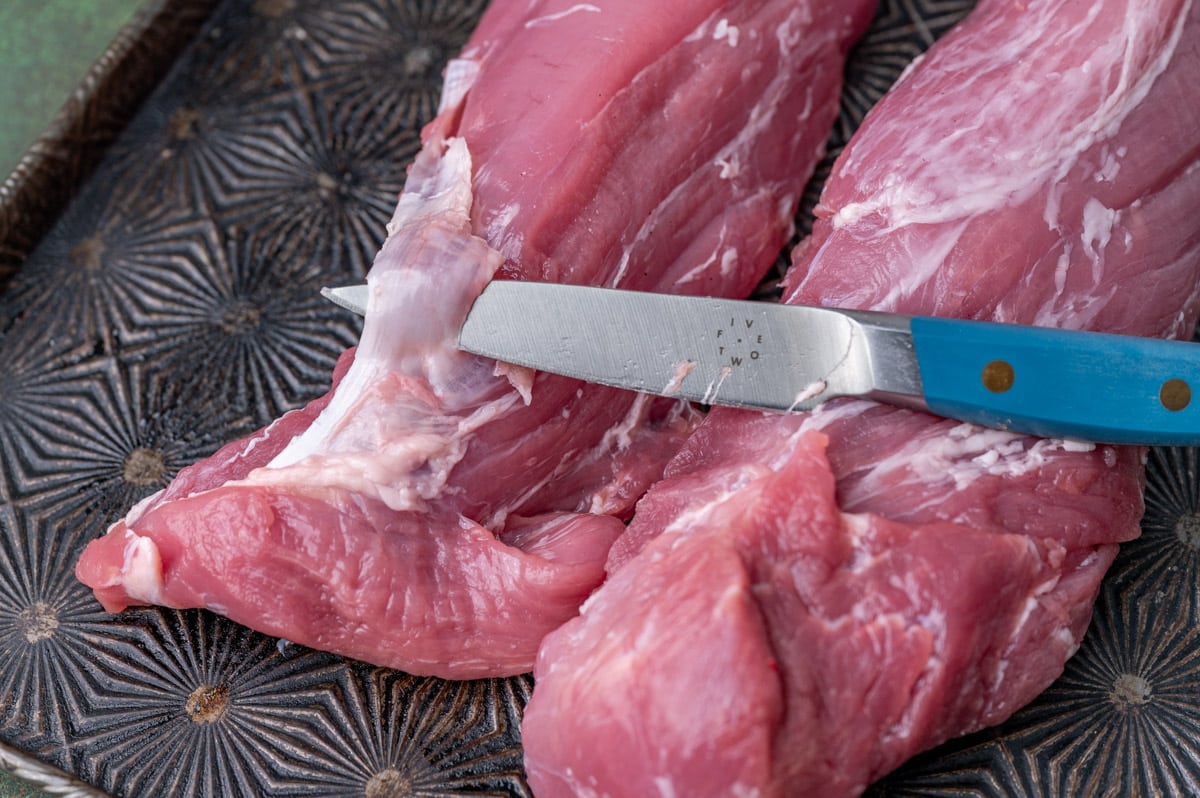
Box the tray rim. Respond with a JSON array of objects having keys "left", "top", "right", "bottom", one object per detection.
[
  {"left": 0, "top": 740, "right": 106, "bottom": 798},
  {"left": 0, "top": 1, "right": 218, "bottom": 795}
]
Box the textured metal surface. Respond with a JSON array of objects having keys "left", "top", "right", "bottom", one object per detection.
[{"left": 1, "top": 0, "right": 1195, "bottom": 796}]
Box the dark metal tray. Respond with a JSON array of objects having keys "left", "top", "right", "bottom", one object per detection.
[{"left": 1, "top": 1, "right": 1195, "bottom": 795}]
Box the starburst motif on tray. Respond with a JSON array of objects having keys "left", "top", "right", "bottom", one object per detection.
[
  {"left": 4, "top": 193, "right": 226, "bottom": 354},
  {"left": 310, "top": 667, "right": 532, "bottom": 796},
  {"left": 0, "top": 504, "right": 116, "bottom": 750},
  {"left": 0, "top": 323, "right": 138, "bottom": 499},
  {"left": 63, "top": 608, "right": 532, "bottom": 796},
  {"left": 120, "top": 226, "right": 360, "bottom": 425},
  {"left": 188, "top": 0, "right": 341, "bottom": 94},
  {"left": 106, "top": 80, "right": 416, "bottom": 292},
  {"left": 69, "top": 608, "right": 354, "bottom": 796},
  {"left": 309, "top": 0, "right": 488, "bottom": 129},
  {"left": 8, "top": 357, "right": 255, "bottom": 523},
  {"left": 204, "top": 88, "right": 416, "bottom": 281},
  {"left": 992, "top": 582, "right": 1200, "bottom": 796},
  {"left": 100, "top": 85, "right": 307, "bottom": 215}
]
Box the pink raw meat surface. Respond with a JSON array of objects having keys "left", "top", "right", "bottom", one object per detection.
[
  {"left": 525, "top": 0, "right": 1200, "bottom": 794},
  {"left": 75, "top": 0, "right": 874, "bottom": 678}
]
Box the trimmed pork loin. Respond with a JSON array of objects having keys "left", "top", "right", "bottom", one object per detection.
[
  {"left": 76, "top": 0, "right": 875, "bottom": 678},
  {"left": 524, "top": 0, "right": 1200, "bottom": 794}
]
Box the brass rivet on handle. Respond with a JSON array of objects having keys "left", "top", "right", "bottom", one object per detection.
[
  {"left": 1160, "top": 378, "right": 1191, "bottom": 411},
  {"left": 981, "top": 360, "right": 1015, "bottom": 393}
]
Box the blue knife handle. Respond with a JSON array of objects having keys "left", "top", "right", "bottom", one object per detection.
[{"left": 910, "top": 316, "right": 1200, "bottom": 446}]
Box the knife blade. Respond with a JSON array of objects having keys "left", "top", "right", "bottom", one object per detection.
[{"left": 322, "top": 282, "right": 1200, "bottom": 445}]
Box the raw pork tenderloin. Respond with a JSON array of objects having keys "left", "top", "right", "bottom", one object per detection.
[
  {"left": 75, "top": 0, "right": 876, "bottom": 678},
  {"left": 524, "top": 0, "right": 1200, "bottom": 794}
]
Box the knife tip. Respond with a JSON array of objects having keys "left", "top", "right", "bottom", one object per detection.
[{"left": 321, "top": 284, "right": 368, "bottom": 316}]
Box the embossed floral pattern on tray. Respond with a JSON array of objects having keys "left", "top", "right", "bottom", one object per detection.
[{"left": 0, "top": 1, "right": 1196, "bottom": 796}]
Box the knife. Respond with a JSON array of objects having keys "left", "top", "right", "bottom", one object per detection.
[{"left": 322, "top": 282, "right": 1200, "bottom": 446}]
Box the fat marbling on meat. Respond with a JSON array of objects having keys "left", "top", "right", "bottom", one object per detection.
[
  {"left": 524, "top": 0, "right": 1200, "bottom": 794},
  {"left": 75, "top": 0, "right": 875, "bottom": 678}
]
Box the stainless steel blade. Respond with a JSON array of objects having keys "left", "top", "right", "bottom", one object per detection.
[
  {"left": 321, "top": 285, "right": 370, "bottom": 315},
  {"left": 457, "top": 282, "right": 926, "bottom": 412}
]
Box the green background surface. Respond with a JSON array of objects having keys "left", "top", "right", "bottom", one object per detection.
[
  {"left": 0, "top": 771, "right": 40, "bottom": 798},
  {"left": 0, "top": 0, "right": 144, "bottom": 178},
  {"left": 1, "top": 3, "right": 145, "bottom": 796}
]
